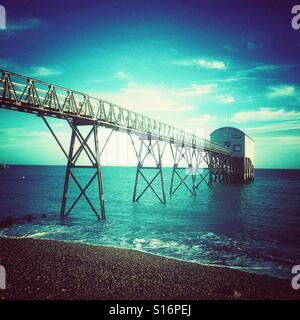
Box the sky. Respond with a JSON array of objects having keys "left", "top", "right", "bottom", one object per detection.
[{"left": 0, "top": 0, "right": 299, "bottom": 168}]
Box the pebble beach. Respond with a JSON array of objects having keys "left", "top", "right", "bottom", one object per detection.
[{"left": 0, "top": 237, "right": 299, "bottom": 300}]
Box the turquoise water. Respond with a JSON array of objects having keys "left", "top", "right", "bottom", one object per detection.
[{"left": 0, "top": 166, "right": 300, "bottom": 279}]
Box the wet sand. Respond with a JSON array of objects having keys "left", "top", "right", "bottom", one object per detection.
[{"left": 0, "top": 237, "right": 299, "bottom": 300}]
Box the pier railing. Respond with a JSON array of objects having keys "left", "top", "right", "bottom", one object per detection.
[{"left": 0, "top": 69, "right": 230, "bottom": 155}]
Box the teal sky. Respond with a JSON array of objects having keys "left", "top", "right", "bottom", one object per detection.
[{"left": 0, "top": 0, "right": 300, "bottom": 168}]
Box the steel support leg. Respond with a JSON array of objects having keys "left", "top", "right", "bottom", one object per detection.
[
  {"left": 60, "top": 129, "right": 76, "bottom": 218},
  {"left": 94, "top": 124, "right": 106, "bottom": 220},
  {"left": 170, "top": 144, "right": 197, "bottom": 196},
  {"left": 194, "top": 150, "right": 213, "bottom": 189},
  {"left": 131, "top": 135, "right": 166, "bottom": 203},
  {"left": 42, "top": 117, "right": 107, "bottom": 220}
]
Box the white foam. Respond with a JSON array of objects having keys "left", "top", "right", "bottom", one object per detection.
[{"left": 26, "top": 232, "right": 50, "bottom": 238}]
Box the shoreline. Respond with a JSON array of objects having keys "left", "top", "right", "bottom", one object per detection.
[
  {"left": 0, "top": 237, "right": 299, "bottom": 300},
  {"left": 0, "top": 233, "right": 288, "bottom": 280}
]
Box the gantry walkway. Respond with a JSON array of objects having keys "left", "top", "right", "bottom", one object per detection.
[{"left": 0, "top": 69, "right": 231, "bottom": 220}]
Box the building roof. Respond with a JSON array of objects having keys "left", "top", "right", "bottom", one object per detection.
[{"left": 210, "top": 126, "right": 254, "bottom": 142}]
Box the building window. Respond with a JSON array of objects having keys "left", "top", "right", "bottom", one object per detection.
[
  {"left": 224, "top": 141, "right": 231, "bottom": 147},
  {"left": 233, "top": 144, "right": 242, "bottom": 151}
]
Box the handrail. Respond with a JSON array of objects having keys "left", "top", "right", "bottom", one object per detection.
[{"left": 0, "top": 69, "right": 231, "bottom": 155}]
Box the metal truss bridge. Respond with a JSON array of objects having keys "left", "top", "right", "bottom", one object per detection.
[{"left": 0, "top": 69, "right": 232, "bottom": 220}]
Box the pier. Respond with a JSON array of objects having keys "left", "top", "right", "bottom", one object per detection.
[{"left": 0, "top": 69, "right": 254, "bottom": 220}]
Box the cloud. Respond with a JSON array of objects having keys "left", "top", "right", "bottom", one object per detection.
[
  {"left": 233, "top": 107, "right": 300, "bottom": 123},
  {"left": 89, "top": 79, "right": 104, "bottom": 83},
  {"left": 174, "top": 58, "right": 226, "bottom": 70},
  {"left": 213, "top": 76, "right": 258, "bottom": 83},
  {"left": 215, "top": 95, "right": 235, "bottom": 104},
  {"left": 116, "top": 71, "right": 127, "bottom": 79},
  {"left": 267, "top": 85, "right": 296, "bottom": 98},
  {"left": 90, "top": 83, "right": 195, "bottom": 114},
  {"left": 0, "top": 58, "right": 17, "bottom": 69},
  {"left": 223, "top": 44, "right": 238, "bottom": 53},
  {"left": 27, "top": 66, "right": 63, "bottom": 77},
  {"left": 175, "top": 83, "right": 217, "bottom": 97},
  {"left": 243, "top": 63, "right": 292, "bottom": 75},
  {"left": 255, "top": 136, "right": 300, "bottom": 145},
  {"left": 197, "top": 59, "right": 226, "bottom": 70},
  {"left": 247, "top": 41, "right": 262, "bottom": 51},
  {"left": 0, "top": 128, "right": 49, "bottom": 139},
  {"left": 5, "top": 18, "right": 45, "bottom": 32},
  {"left": 190, "top": 114, "right": 216, "bottom": 123},
  {"left": 0, "top": 60, "right": 63, "bottom": 77},
  {"left": 186, "top": 115, "right": 217, "bottom": 138},
  {"left": 243, "top": 120, "right": 300, "bottom": 134}
]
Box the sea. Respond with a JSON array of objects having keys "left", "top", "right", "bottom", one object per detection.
[{"left": 0, "top": 166, "right": 299, "bottom": 279}]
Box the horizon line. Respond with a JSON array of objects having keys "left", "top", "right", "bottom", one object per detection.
[{"left": 1, "top": 163, "right": 299, "bottom": 170}]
